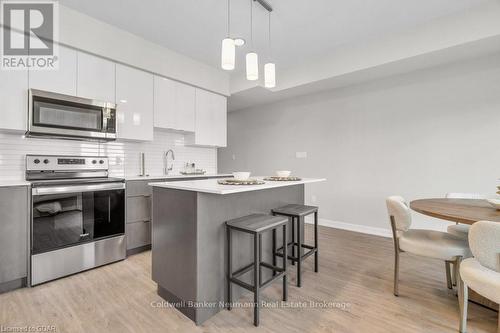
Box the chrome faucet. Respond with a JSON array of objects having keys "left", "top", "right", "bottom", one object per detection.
[{"left": 164, "top": 149, "right": 175, "bottom": 175}]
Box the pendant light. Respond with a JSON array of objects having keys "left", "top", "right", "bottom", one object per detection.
[
  {"left": 264, "top": 12, "right": 276, "bottom": 88},
  {"left": 221, "top": 0, "right": 235, "bottom": 70},
  {"left": 221, "top": 38, "right": 235, "bottom": 70},
  {"left": 246, "top": 0, "right": 259, "bottom": 80},
  {"left": 246, "top": 53, "right": 259, "bottom": 81},
  {"left": 264, "top": 63, "right": 275, "bottom": 88}
]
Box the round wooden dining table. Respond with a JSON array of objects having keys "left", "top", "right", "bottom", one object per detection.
[
  {"left": 410, "top": 198, "right": 500, "bottom": 311},
  {"left": 410, "top": 198, "right": 500, "bottom": 225}
]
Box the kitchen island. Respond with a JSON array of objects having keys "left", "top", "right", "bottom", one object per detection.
[{"left": 149, "top": 177, "right": 325, "bottom": 324}]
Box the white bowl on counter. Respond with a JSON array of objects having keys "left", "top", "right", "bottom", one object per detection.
[
  {"left": 276, "top": 170, "right": 291, "bottom": 178},
  {"left": 232, "top": 172, "right": 251, "bottom": 181}
]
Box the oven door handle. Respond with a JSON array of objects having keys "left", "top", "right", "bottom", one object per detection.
[{"left": 32, "top": 183, "right": 125, "bottom": 196}]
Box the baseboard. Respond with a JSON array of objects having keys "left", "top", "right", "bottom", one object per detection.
[
  {"left": 0, "top": 277, "right": 26, "bottom": 294},
  {"left": 305, "top": 217, "right": 391, "bottom": 238},
  {"left": 127, "top": 244, "right": 152, "bottom": 256}
]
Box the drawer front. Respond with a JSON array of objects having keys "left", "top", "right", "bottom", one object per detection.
[
  {"left": 126, "top": 196, "right": 151, "bottom": 223},
  {"left": 126, "top": 180, "right": 156, "bottom": 197},
  {"left": 126, "top": 221, "right": 151, "bottom": 250}
]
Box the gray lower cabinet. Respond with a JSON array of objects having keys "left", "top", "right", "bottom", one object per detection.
[
  {"left": 125, "top": 177, "right": 222, "bottom": 254},
  {"left": 126, "top": 179, "right": 157, "bottom": 253},
  {"left": 126, "top": 179, "right": 153, "bottom": 197},
  {"left": 126, "top": 195, "right": 151, "bottom": 223},
  {"left": 127, "top": 221, "right": 152, "bottom": 249},
  {"left": 0, "top": 186, "right": 28, "bottom": 291}
]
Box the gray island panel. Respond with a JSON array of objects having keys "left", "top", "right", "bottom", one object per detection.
[
  {"left": 151, "top": 184, "right": 305, "bottom": 325},
  {"left": 152, "top": 188, "right": 198, "bottom": 320}
]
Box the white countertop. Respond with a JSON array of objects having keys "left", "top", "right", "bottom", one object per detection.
[
  {"left": 125, "top": 174, "right": 231, "bottom": 181},
  {"left": 0, "top": 174, "right": 232, "bottom": 187},
  {"left": 0, "top": 180, "right": 30, "bottom": 187},
  {"left": 149, "top": 177, "right": 326, "bottom": 195}
]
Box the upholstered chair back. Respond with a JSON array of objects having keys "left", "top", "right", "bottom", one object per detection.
[
  {"left": 386, "top": 196, "right": 412, "bottom": 234},
  {"left": 468, "top": 221, "right": 500, "bottom": 272}
]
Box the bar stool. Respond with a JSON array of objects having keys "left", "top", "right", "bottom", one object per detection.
[
  {"left": 226, "top": 213, "right": 288, "bottom": 327},
  {"left": 272, "top": 204, "right": 318, "bottom": 287}
]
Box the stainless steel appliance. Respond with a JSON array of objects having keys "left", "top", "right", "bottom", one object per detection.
[
  {"left": 27, "top": 155, "right": 125, "bottom": 286},
  {"left": 27, "top": 89, "right": 117, "bottom": 141}
]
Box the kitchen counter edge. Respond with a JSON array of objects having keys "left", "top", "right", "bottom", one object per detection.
[
  {"left": 0, "top": 174, "right": 232, "bottom": 187},
  {"left": 149, "top": 178, "right": 327, "bottom": 195},
  {"left": 125, "top": 174, "right": 232, "bottom": 181}
]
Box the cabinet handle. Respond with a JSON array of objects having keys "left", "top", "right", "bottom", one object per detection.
[
  {"left": 142, "top": 195, "right": 151, "bottom": 198},
  {"left": 142, "top": 220, "right": 150, "bottom": 223}
]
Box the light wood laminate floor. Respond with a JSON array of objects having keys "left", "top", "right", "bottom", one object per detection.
[{"left": 0, "top": 226, "right": 497, "bottom": 333}]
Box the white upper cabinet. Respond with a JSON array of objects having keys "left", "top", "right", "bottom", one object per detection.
[
  {"left": 77, "top": 52, "right": 115, "bottom": 102},
  {"left": 0, "top": 64, "right": 28, "bottom": 132},
  {"left": 154, "top": 76, "right": 195, "bottom": 132},
  {"left": 186, "top": 89, "right": 227, "bottom": 147},
  {"left": 29, "top": 45, "right": 77, "bottom": 96},
  {"left": 115, "top": 64, "right": 154, "bottom": 141},
  {"left": 211, "top": 92, "right": 227, "bottom": 147},
  {"left": 154, "top": 77, "right": 226, "bottom": 146},
  {"left": 0, "top": 29, "right": 28, "bottom": 132}
]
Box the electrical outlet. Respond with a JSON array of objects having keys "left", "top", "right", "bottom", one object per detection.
[
  {"left": 232, "top": 154, "right": 236, "bottom": 160},
  {"left": 311, "top": 195, "right": 317, "bottom": 203},
  {"left": 296, "top": 151, "right": 307, "bottom": 159}
]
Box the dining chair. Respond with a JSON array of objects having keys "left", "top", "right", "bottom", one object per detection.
[
  {"left": 458, "top": 221, "right": 500, "bottom": 333},
  {"left": 445, "top": 193, "right": 485, "bottom": 240},
  {"left": 444, "top": 193, "right": 485, "bottom": 287},
  {"left": 386, "top": 196, "right": 471, "bottom": 296}
]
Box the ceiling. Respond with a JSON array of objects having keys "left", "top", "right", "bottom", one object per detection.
[
  {"left": 59, "top": 0, "right": 492, "bottom": 74},
  {"left": 228, "top": 35, "right": 500, "bottom": 111}
]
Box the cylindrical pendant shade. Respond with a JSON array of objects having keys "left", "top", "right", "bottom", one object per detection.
[
  {"left": 264, "top": 63, "right": 276, "bottom": 88},
  {"left": 246, "top": 52, "right": 259, "bottom": 81},
  {"left": 221, "top": 38, "right": 235, "bottom": 70}
]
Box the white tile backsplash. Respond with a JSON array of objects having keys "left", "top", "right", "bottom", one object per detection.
[{"left": 0, "top": 130, "right": 217, "bottom": 180}]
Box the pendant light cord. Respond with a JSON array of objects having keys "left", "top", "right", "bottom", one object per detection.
[
  {"left": 250, "top": 0, "right": 253, "bottom": 48},
  {"left": 227, "top": 0, "right": 231, "bottom": 37},
  {"left": 268, "top": 12, "right": 272, "bottom": 60}
]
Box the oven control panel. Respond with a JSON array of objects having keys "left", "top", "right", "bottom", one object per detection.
[
  {"left": 26, "top": 155, "right": 109, "bottom": 171},
  {"left": 57, "top": 158, "right": 86, "bottom": 165}
]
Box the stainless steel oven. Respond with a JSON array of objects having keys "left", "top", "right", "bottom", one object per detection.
[
  {"left": 31, "top": 182, "right": 125, "bottom": 254},
  {"left": 27, "top": 155, "right": 126, "bottom": 286},
  {"left": 27, "top": 89, "right": 117, "bottom": 141}
]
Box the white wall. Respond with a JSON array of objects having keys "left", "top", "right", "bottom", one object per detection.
[{"left": 219, "top": 53, "right": 500, "bottom": 236}]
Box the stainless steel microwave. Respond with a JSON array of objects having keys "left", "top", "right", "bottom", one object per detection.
[{"left": 27, "top": 89, "right": 117, "bottom": 141}]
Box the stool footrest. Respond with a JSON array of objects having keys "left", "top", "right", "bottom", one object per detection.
[
  {"left": 229, "top": 277, "right": 255, "bottom": 292},
  {"left": 275, "top": 244, "right": 317, "bottom": 262},
  {"left": 260, "top": 272, "right": 285, "bottom": 290},
  {"left": 260, "top": 262, "right": 285, "bottom": 273},
  {"left": 229, "top": 261, "right": 286, "bottom": 292},
  {"left": 232, "top": 263, "right": 254, "bottom": 278},
  {"left": 276, "top": 243, "right": 315, "bottom": 252}
]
